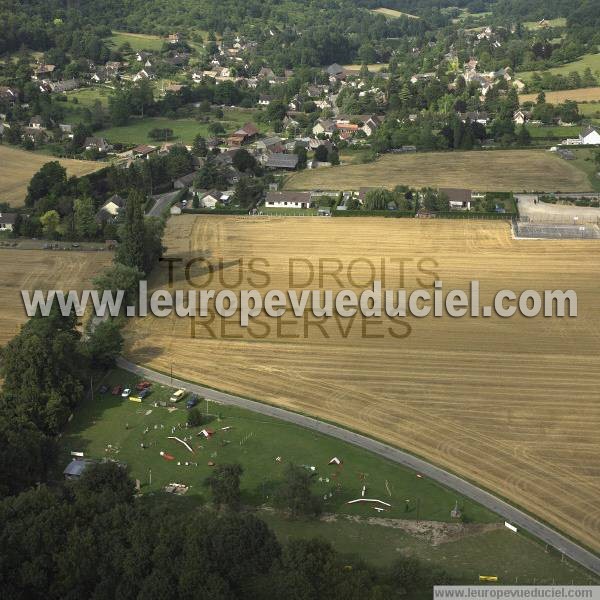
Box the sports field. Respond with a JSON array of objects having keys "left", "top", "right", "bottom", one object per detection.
[
  {"left": 520, "top": 87, "right": 600, "bottom": 104},
  {"left": 0, "top": 249, "right": 113, "bottom": 347},
  {"left": 284, "top": 150, "right": 590, "bottom": 192},
  {"left": 125, "top": 216, "right": 600, "bottom": 553},
  {"left": 0, "top": 146, "right": 105, "bottom": 207}
]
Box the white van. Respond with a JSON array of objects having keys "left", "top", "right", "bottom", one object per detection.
[{"left": 170, "top": 389, "right": 186, "bottom": 403}]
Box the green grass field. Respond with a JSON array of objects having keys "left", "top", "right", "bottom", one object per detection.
[
  {"left": 527, "top": 124, "right": 580, "bottom": 139},
  {"left": 261, "top": 513, "right": 598, "bottom": 586},
  {"left": 578, "top": 102, "right": 600, "bottom": 118},
  {"left": 519, "top": 53, "right": 600, "bottom": 82},
  {"left": 64, "top": 87, "right": 111, "bottom": 109},
  {"left": 98, "top": 109, "right": 262, "bottom": 146},
  {"left": 523, "top": 18, "right": 567, "bottom": 30},
  {"left": 59, "top": 369, "right": 497, "bottom": 523},
  {"left": 370, "top": 7, "right": 419, "bottom": 19},
  {"left": 568, "top": 148, "right": 600, "bottom": 192},
  {"left": 107, "top": 31, "right": 164, "bottom": 53}
]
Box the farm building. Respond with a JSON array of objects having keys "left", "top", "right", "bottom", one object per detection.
[
  {"left": 227, "top": 123, "right": 259, "bottom": 147},
  {"left": 96, "top": 194, "right": 125, "bottom": 224}
]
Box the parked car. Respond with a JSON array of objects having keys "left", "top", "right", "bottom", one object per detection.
[
  {"left": 111, "top": 385, "right": 123, "bottom": 396},
  {"left": 136, "top": 381, "right": 151, "bottom": 391},
  {"left": 137, "top": 388, "right": 151, "bottom": 400},
  {"left": 99, "top": 384, "right": 109, "bottom": 394},
  {"left": 121, "top": 388, "right": 131, "bottom": 398},
  {"left": 170, "top": 389, "right": 186, "bottom": 403},
  {"left": 186, "top": 394, "right": 199, "bottom": 409}
]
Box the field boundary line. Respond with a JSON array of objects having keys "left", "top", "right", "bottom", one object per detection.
[{"left": 117, "top": 356, "right": 600, "bottom": 576}]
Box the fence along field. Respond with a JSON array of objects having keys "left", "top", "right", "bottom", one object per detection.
[
  {"left": 125, "top": 215, "right": 600, "bottom": 554},
  {"left": 0, "top": 146, "right": 105, "bottom": 207},
  {"left": 0, "top": 249, "right": 113, "bottom": 346},
  {"left": 284, "top": 150, "right": 591, "bottom": 192}
]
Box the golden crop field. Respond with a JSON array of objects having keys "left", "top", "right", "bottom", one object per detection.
[
  {"left": 0, "top": 249, "right": 113, "bottom": 347},
  {"left": 520, "top": 87, "right": 600, "bottom": 104},
  {"left": 125, "top": 215, "right": 600, "bottom": 553},
  {"left": 284, "top": 150, "right": 590, "bottom": 192},
  {"left": 0, "top": 146, "right": 105, "bottom": 207}
]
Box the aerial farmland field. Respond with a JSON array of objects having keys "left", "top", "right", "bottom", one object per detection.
[
  {"left": 0, "top": 146, "right": 105, "bottom": 207},
  {"left": 125, "top": 215, "right": 600, "bottom": 554},
  {"left": 0, "top": 249, "right": 113, "bottom": 346},
  {"left": 284, "top": 150, "right": 591, "bottom": 192}
]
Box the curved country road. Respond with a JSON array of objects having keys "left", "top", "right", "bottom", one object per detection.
[{"left": 117, "top": 357, "right": 600, "bottom": 577}]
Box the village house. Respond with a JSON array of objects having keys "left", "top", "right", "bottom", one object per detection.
[
  {"left": 265, "top": 191, "right": 312, "bottom": 209},
  {"left": 256, "top": 136, "right": 284, "bottom": 154},
  {"left": 312, "top": 118, "right": 336, "bottom": 137},
  {"left": 132, "top": 144, "right": 158, "bottom": 159},
  {"left": 0, "top": 86, "right": 19, "bottom": 102},
  {"left": 95, "top": 194, "right": 125, "bottom": 224},
  {"left": 264, "top": 153, "right": 299, "bottom": 170},
  {"left": 173, "top": 172, "right": 197, "bottom": 189},
  {"left": 133, "top": 68, "right": 156, "bottom": 82},
  {"left": 49, "top": 79, "right": 80, "bottom": 93},
  {"left": 167, "top": 32, "right": 184, "bottom": 44},
  {"left": 32, "top": 64, "right": 56, "bottom": 80},
  {"left": 84, "top": 136, "right": 111, "bottom": 152},
  {"left": 227, "top": 122, "right": 259, "bottom": 147},
  {"left": 0, "top": 212, "right": 17, "bottom": 232},
  {"left": 513, "top": 110, "right": 531, "bottom": 125},
  {"left": 441, "top": 188, "right": 473, "bottom": 210},
  {"left": 562, "top": 125, "right": 600, "bottom": 146},
  {"left": 59, "top": 123, "right": 74, "bottom": 138}
]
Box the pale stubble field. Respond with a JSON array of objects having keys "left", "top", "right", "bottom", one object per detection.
[{"left": 125, "top": 215, "right": 600, "bottom": 552}]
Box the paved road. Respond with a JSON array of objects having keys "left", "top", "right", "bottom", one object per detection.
[
  {"left": 146, "top": 190, "right": 181, "bottom": 217},
  {"left": 118, "top": 356, "right": 600, "bottom": 577}
]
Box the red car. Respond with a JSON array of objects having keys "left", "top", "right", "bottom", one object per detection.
[
  {"left": 111, "top": 385, "right": 123, "bottom": 396},
  {"left": 136, "top": 381, "right": 151, "bottom": 391}
]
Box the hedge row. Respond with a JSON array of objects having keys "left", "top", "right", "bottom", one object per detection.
[{"left": 182, "top": 208, "right": 248, "bottom": 215}]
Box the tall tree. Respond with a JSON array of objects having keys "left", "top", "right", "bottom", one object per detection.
[{"left": 116, "top": 191, "right": 146, "bottom": 273}]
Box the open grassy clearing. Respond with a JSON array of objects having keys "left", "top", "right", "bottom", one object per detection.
[
  {"left": 0, "top": 248, "right": 112, "bottom": 347},
  {"left": 343, "top": 64, "right": 388, "bottom": 73},
  {"left": 0, "top": 145, "right": 105, "bottom": 207},
  {"left": 520, "top": 87, "right": 600, "bottom": 104},
  {"left": 567, "top": 149, "right": 600, "bottom": 192},
  {"left": 107, "top": 31, "right": 164, "bottom": 53},
  {"left": 59, "top": 367, "right": 598, "bottom": 585},
  {"left": 370, "top": 7, "right": 419, "bottom": 19},
  {"left": 523, "top": 18, "right": 567, "bottom": 30},
  {"left": 64, "top": 87, "right": 111, "bottom": 108},
  {"left": 125, "top": 216, "right": 600, "bottom": 553},
  {"left": 519, "top": 53, "right": 600, "bottom": 82},
  {"left": 284, "top": 150, "right": 590, "bottom": 192},
  {"left": 578, "top": 103, "right": 600, "bottom": 118},
  {"left": 261, "top": 512, "right": 597, "bottom": 585},
  {"left": 98, "top": 109, "right": 263, "bottom": 146}
]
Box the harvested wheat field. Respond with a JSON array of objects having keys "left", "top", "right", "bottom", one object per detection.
[
  {"left": 284, "top": 150, "right": 590, "bottom": 192},
  {"left": 0, "top": 249, "right": 113, "bottom": 346},
  {"left": 520, "top": 87, "right": 600, "bottom": 104},
  {"left": 125, "top": 215, "right": 600, "bottom": 553},
  {"left": 0, "top": 146, "right": 105, "bottom": 207}
]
